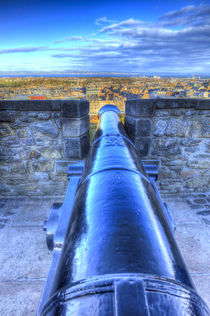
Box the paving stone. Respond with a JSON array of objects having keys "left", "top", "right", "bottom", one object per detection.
[
  {"left": 165, "top": 200, "right": 199, "bottom": 224},
  {"left": 0, "top": 226, "right": 51, "bottom": 281},
  {"left": 174, "top": 223, "right": 210, "bottom": 274},
  {"left": 191, "top": 275, "right": 210, "bottom": 308},
  {"left": 0, "top": 280, "right": 45, "bottom": 316},
  {"left": 11, "top": 199, "right": 54, "bottom": 226}
]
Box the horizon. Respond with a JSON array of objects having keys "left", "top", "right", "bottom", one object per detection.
[{"left": 1, "top": 0, "right": 210, "bottom": 74}]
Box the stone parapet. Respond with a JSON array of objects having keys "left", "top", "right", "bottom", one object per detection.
[
  {"left": 0, "top": 100, "right": 89, "bottom": 197},
  {"left": 125, "top": 99, "right": 210, "bottom": 193}
]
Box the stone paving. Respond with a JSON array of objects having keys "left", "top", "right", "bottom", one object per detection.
[{"left": 0, "top": 195, "right": 209, "bottom": 315}]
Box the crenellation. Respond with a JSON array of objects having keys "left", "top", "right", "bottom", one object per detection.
[{"left": 125, "top": 98, "right": 210, "bottom": 193}]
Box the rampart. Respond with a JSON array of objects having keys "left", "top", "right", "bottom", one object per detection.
[
  {"left": 0, "top": 100, "right": 90, "bottom": 197},
  {"left": 0, "top": 98, "right": 209, "bottom": 196},
  {"left": 125, "top": 99, "right": 209, "bottom": 194}
]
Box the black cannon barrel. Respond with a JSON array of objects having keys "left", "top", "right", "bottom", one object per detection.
[{"left": 41, "top": 105, "right": 209, "bottom": 316}]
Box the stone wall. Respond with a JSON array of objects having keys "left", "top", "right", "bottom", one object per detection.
[
  {"left": 0, "top": 98, "right": 209, "bottom": 196},
  {"left": 125, "top": 99, "right": 210, "bottom": 193},
  {"left": 0, "top": 100, "right": 89, "bottom": 197}
]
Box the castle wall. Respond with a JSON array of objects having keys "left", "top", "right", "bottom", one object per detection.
[
  {"left": 125, "top": 99, "right": 210, "bottom": 193},
  {"left": 0, "top": 100, "right": 89, "bottom": 197},
  {"left": 0, "top": 98, "right": 209, "bottom": 196}
]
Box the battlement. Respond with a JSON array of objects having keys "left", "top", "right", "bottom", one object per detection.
[{"left": 0, "top": 98, "right": 209, "bottom": 196}]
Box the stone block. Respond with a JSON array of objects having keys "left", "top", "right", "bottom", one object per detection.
[
  {"left": 11, "top": 119, "right": 27, "bottom": 129},
  {"left": 51, "top": 100, "right": 61, "bottom": 111},
  {"left": 153, "top": 119, "right": 167, "bottom": 136},
  {"left": 38, "top": 182, "right": 65, "bottom": 195},
  {"left": 131, "top": 136, "right": 151, "bottom": 157},
  {"left": 152, "top": 138, "right": 181, "bottom": 156},
  {"left": 181, "top": 138, "right": 201, "bottom": 147},
  {"left": 64, "top": 133, "right": 90, "bottom": 159},
  {"left": 125, "top": 99, "right": 155, "bottom": 117},
  {"left": 32, "top": 121, "right": 59, "bottom": 138},
  {"left": 197, "top": 118, "right": 210, "bottom": 138},
  {"left": 165, "top": 118, "right": 189, "bottom": 137},
  {"left": 61, "top": 100, "right": 89, "bottom": 118},
  {"left": 196, "top": 100, "right": 210, "bottom": 110},
  {"left": 32, "top": 172, "right": 49, "bottom": 181},
  {"left": 0, "top": 100, "right": 51, "bottom": 111},
  {"left": 155, "top": 98, "right": 198, "bottom": 109},
  {"left": 124, "top": 116, "right": 151, "bottom": 137},
  {"left": 40, "top": 147, "right": 62, "bottom": 159},
  {"left": 63, "top": 115, "right": 89, "bottom": 137},
  {"left": 32, "top": 158, "right": 55, "bottom": 172},
  {"left": 0, "top": 123, "right": 14, "bottom": 137},
  {"left": 0, "top": 111, "right": 16, "bottom": 122}
]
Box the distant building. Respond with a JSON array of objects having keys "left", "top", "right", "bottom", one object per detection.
[{"left": 30, "top": 95, "right": 46, "bottom": 100}]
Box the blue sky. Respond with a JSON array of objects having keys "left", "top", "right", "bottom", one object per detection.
[{"left": 0, "top": 0, "right": 210, "bottom": 74}]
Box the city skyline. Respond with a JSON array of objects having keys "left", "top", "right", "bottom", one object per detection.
[{"left": 1, "top": 0, "right": 210, "bottom": 75}]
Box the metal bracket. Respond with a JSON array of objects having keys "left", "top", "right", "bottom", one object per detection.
[
  {"left": 37, "top": 161, "right": 85, "bottom": 316},
  {"left": 142, "top": 160, "right": 176, "bottom": 235}
]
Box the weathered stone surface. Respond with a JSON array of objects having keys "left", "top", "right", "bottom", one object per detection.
[
  {"left": 61, "top": 100, "right": 89, "bottom": 118},
  {"left": 16, "top": 128, "right": 28, "bottom": 138},
  {"left": 64, "top": 133, "right": 90, "bottom": 159},
  {"left": 32, "top": 121, "right": 59, "bottom": 138},
  {"left": 181, "top": 137, "right": 201, "bottom": 146},
  {"left": 27, "top": 112, "right": 51, "bottom": 120},
  {"left": 11, "top": 119, "right": 27, "bottom": 129},
  {"left": 165, "top": 118, "right": 189, "bottom": 136},
  {"left": 0, "top": 111, "right": 16, "bottom": 122},
  {"left": 0, "top": 136, "right": 20, "bottom": 147},
  {"left": 0, "top": 123, "right": 14, "bottom": 137},
  {"left": 185, "top": 175, "right": 210, "bottom": 190},
  {"left": 124, "top": 116, "right": 151, "bottom": 137},
  {"left": 155, "top": 99, "right": 198, "bottom": 109},
  {"left": 132, "top": 137, "right": 151, "bottom": 157},
  {"left": 40, "top": 147, "right": 62, "bottom": 159},
  {"left": 56, "top": 118, "right": 61, "bottom": 129},
  {"left": 10, "top": 162, "right": 26, "bottom": 175},
  {"left": 187, "top": 158, "right": 210, "bottom": 169},
  {"left": 197, "top": 118, "right": 210, "bottom": 138},
  {"left": 153, "top": 119, "right": 167, "bottom": 136},
  {"left": 32, "top": 158, "right": 54, "bottom": 172},
  {"left": 155, "top": 110, "right": 169, "bottom": 117},
  {"left": 125, "top": 99, "right": 155, "bottom": 117},
  {"left": 32, "top": 172, "right": 49, "bottom": 181},
  {"left": 62, "top": 115, "right": 89, "bottom": 137},
  {"left": 0, "top": 165, "right": 9, "bottom": 175},
  {"left": 152, "top": 138, "right": 181, "bottom": 156},
  {"left": 193, "top": 198, "right": 207, "bottom": 204},
  {"left": 38, "top": 182, "right": 65, "bottom": 195},
  {"left": 196, "top": 99, "right": 210, "bottom": 109},
  {"left": 0, "top": 147, "right": 17, "bottom": 162},
  {"left": 0, "top": 280, "right": 45, "bottom": 316}
]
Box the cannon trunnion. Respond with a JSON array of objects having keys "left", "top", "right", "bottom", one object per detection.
[{"left": 38, "top": 105, "right": 209, "bottom": 316}]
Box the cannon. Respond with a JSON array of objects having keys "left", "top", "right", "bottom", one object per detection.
[{"left": 38, "top": 104, "right": 209, "bottom": 316}]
